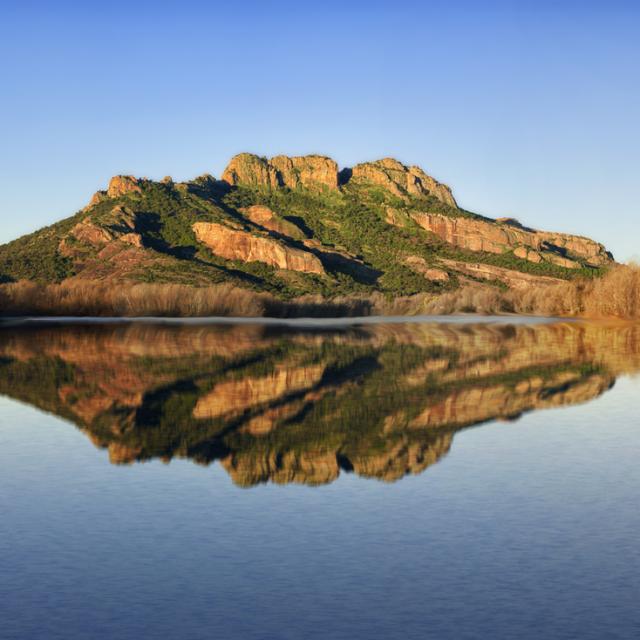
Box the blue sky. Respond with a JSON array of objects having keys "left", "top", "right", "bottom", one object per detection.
[{"left": 1, "top": 0, "right": 638, "bottom": 260}]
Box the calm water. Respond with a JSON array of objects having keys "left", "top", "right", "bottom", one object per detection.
[{"left": 1, "top": 318, "right": 639, "bottom": 640}]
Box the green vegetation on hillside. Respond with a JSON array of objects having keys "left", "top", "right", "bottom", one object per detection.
[{"left": 0, "top": 169, "right": 608, "bottom": 300}]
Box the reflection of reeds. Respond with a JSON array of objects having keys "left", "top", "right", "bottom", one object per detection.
[{"left": 0, "top": 264, "right": 639, "bottom": 319}]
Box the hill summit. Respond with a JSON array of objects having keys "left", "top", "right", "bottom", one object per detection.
[{"left": 0, "top": 153, "right": 614, "bottom": 304}]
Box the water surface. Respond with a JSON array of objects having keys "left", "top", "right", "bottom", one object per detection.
[{"left": 1, "top": 318, "right": 639, "bottom": 639}]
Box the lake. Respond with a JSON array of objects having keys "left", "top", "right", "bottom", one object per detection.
[{"left": 1, "top": 317, "right": 639, "bottom": 640}]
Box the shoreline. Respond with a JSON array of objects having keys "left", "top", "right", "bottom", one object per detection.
[{"left": 0, "top": 313, "right": 578, "bottom": 328}]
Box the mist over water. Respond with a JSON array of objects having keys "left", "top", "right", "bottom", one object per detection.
[{"left": 1, "top": 319, "right": 639, "bottom": 639}]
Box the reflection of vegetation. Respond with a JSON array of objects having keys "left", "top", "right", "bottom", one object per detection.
[{"left": 0, "top": 320, "right": 638, "bottom": 486}]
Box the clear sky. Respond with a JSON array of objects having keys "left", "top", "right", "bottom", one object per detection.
[{"left": 1, "top": 0, "right": 638, "bottom": 260}]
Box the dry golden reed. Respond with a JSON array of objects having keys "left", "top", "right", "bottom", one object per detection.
[{"left": 0, "top": 264, "right": 639, "bottom": 319}]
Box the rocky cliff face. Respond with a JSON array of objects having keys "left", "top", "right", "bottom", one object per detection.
[
  {"left": 408, "top": 212, "right": 612, "bottom": 268},
  {"left": 192, "top": 221, "right": 325, "bottom": 274},
  {"left": 220, "top": 154, "right": 455, "bottom": 204},
  {"left": 59, "top": 205, "right": 143, "bottom": 258},
  {"left": 349, "top": 157, "right": 457, "bottom": 206},
  {"left": 107, "top": 175, "right": 144, "bottom": 198},
  {"left": 270, "top": 155, "right": 339, "bottom": 190},
  {"left": 222, "top": 153, "right": 339, "bottom": 191},
  {"left": 221, "top": 153, "right": 280, "bottom": 189},
  {"left": 242, "top": 205, "right": 306, "bottom": 239}
]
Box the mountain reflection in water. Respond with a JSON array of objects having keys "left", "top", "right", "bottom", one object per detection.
[{"left": 1, "top": 319, "right": 639, "bottom": 487}]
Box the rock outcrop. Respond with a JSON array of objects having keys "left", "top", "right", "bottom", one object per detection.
[
  {"left": 349, "top": 158, "right": 457, "bottom": 206},
  {"left": 439, "top": 258, "right": 563, "bottom": 290},
  {"left": 221, "top": 153, "right": 455, "bottom": 204},
  {"left": 59, "top": 205, "right": 143, "bottom": 258},
  {"left": 83, "top": 191, "right": 108, "bottom": 212},
  {"left": 221, "top": 153, "right": 280, "bottom": 189},
  {"left": 221, "top": 154, "right": 452, "bottom": 201},
  {"left": 83, "top": 176, "right": 145, "bottom": 212},
  {"left": 408, "top": 212, "right": 612, "bottom": 268},
  {"left": 242, "top": 205, "right": 306, "bottom": 239},
  {"left": 404, "top": 256, "right": 450, "bottom": 282},
  {"left": 270, "top": 155, "right": 338, "bottom": 190},
  {"left": 107, "top": 175, "right": 144, "bottom": 198},
  {"left": 192, "top": 221, "right": 325, "bottom": 274},
  {"left": 222, "top": 153, "right": 339, "bottom": 191}
]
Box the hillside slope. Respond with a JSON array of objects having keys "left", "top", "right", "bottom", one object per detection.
[{"left": 0, "top": 154, "right": 614, "bottom": 302}]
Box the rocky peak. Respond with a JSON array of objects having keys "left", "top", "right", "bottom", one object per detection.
[
  {"left": 82, "top": 176, "right": 145, "bottom": 212},
  {"left": 221, "top": 153, "right": 454, "bottom": 204},
  {"left": 349, "top": 158, "right": 457, "bottom": 206},
  {"left": 221, "top": 153, "right": 280, "bottom": 189},
  {"left": 270, "top": 155, "right": 338, "bottom": 190},
  {"left": 107, "top": 175, "right": 144, "bottom": 198},
  {"left": 222, "top": 153, "right": 338, "bottom": 191}
]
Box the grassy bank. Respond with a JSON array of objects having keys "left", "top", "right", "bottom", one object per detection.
[{"left": 1, "top": 264, "right": 638, "bottom": 320}]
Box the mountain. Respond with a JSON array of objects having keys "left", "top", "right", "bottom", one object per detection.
[{"left": 0, "top": 153, "right": 614, "bottom": 303}]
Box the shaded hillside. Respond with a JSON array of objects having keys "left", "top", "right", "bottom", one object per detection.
[
  {"left": 0, "top": 155, "right": 614, "bottom": 304},
  {"left": 1, "top": 319, "right": 638, "bottom": 487}
]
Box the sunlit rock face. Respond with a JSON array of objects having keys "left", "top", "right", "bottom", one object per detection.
[
  {"left": 270, "top": 155, "right": 339, "bottom": 190},
  {"left": 1, "top": 319, "right": 639, "bottom": 487},
  {"left": 349, "top": 158, "right": 457, "bottom": 206},
  {"left": 192, "top": 221, "right": 325, "bottom": 274},
  {"left": 221, "top": 153, "right": 280, "bottom": 189},
  {"left": 221, "top": 153, "right": 339, "bottom": 191},
  {"left": 241, "top": 205, "right": 306, "bottom": 240},
  {"left": 106, "top": 175, "right": 144, "bottom": 198},
  {"left": 408, "top": 212, "right": 612, "bottom": 267},
  {"left": 59, "top": 205, "right": 143, "bottom": 258}
]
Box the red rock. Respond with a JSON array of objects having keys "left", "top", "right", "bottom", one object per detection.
[{"left": 193, "top": 221, "right": 325, "bottom": 274}]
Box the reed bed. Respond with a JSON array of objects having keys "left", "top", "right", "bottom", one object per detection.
[{"left": 1, "top": 264, "right": 639, "bottom": 319}]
